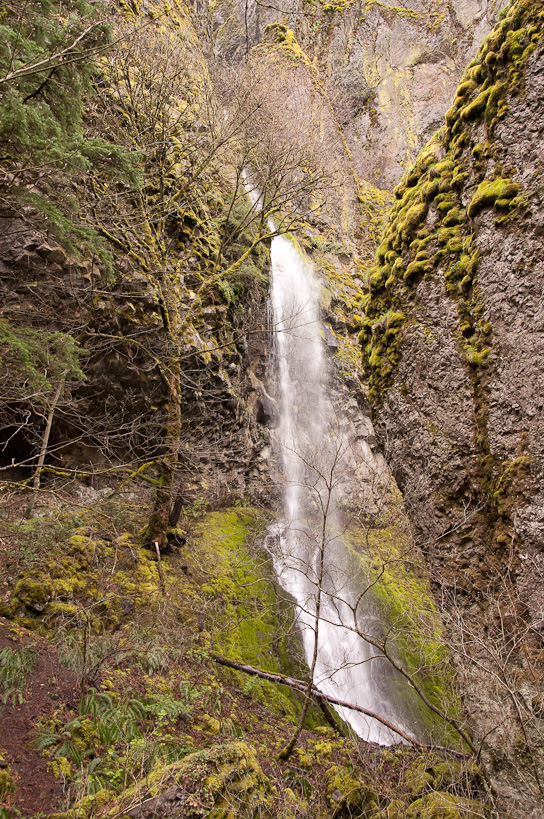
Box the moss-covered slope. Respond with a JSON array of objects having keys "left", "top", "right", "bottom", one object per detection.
[{"left": 0, "top": 491, "right": 490, "bottom": 819}]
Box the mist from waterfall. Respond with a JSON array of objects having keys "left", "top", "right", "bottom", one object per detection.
[{"left": 266, "top": 233, "right": 423, "bottom": 744}]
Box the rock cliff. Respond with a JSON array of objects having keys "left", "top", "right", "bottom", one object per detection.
[
  {"left": 212, "top": 0, "right": 509, "bottom": 187},
  {"left": 1, "top": 0, "right": 543, "bottom": 817},
  {"left": 361, "top": 1, "right": 544, "bottom": 813}
]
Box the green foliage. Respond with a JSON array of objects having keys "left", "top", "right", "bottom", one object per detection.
[
  {"left": 0, "top": 645, "right": 36, "bottom": 705},
  {"left": 35, "top": 686, "right": 194, "bottom": 794},
  {"left": 0, "top": 1, "right": 116, "bottom": 169},
  {"left": 22, "top": 192, "right": 115, "bottom": 275},
  {"left": 143, "top": 692, "right": 193, "bottom": 722},
  {"left": 0, "top": 1, "right": 138, "bottom": 264},
  {"left": 58, "top": 633, "right": 119, "bottom": 680},
  {"left": 0, "top": 321, "right": 85, "bottom": 394},
  {"left": 132, "top": 646, "right": 171, "bottom": 674}
]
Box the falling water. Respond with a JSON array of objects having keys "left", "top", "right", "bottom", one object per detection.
[{"left": 266, "top": 234, "right": 425, "bottom": 744}]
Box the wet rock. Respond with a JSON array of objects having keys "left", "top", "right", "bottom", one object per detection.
[{"left": 256, "top": 395, "right": 278, "bottom": 426}]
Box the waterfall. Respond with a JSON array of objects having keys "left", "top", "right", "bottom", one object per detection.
[{"left": 266, "top": 233, "right": 424, "bottom": 744}]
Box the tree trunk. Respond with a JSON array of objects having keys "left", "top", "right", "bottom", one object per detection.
[
  {"left": 212, "top": 655, "right": 468, "bottom": 757},
  {"left": 25, "top": 377, "right": 64, "bottom": 518},
  {"left": 144, "top": 357, "right": 181, "bottom": 548}
]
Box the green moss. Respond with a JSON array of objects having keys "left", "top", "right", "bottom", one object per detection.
[
  {"left": 13, "top": 577, "right": 53, "bottom": 607},
  {"left": 467, "top": 178, "right": 521, "bottom": 218},
  {"left": 360, "top": 0, "right": 542, "bottom": 417},
  {"left": 436, "top": 196, "right": 456, "bottom": 213},
  {"left": 465, "top": 346, "right": 490, "bottom": 366},
  {"left": 343, "top": 508, "right": 460, "bottom": 742},
  {"left": 404, "top": 259, "right": 431, "bottom": 280},
  {"left": 437, "top": 226, "right": 461, "bottom": 247},
  {"left": 325, "top": 764, "right": 378, "bottom": 814},
  {"left": 400, "top": 202, "right": 428, "bottom": 243},
  {"left": 420, "top": 179, "right": 440, "bottom": 201},
  {"left": 442, "top": 208, "right": 463, "bottom": 227},
  {"left": 0, "top": 767, "right": 15, "bottom": 798},
  {"left": 190, "top": 508, "right": 303, "bottom": 719},
  {"left": 404, "top": 755, "right": 475, "bottom": 799},
  {"left": 460, "top": 87, "right": 489, "bottom": 120},
  {"left": 261, "top": 23, "right": 311, "bottom": 66},
  {"left": 5, "top": 528, "right": 163, "bottom": 633},
  {"left": 455, "top": 80, "right": 478, "bottom": 99},
  {"left": 406, "top": 791, "right": 489, "bottom": 818},
  {"left": 472, "top": 142, "right": 488, "bottom": 159},
  {"left": 81, "top": 742, "right": 272, "bottom": 819}
]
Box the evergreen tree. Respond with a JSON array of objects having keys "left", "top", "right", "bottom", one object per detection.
[{"left": 0, "top": 0, "right": 139, "bottom": 263}]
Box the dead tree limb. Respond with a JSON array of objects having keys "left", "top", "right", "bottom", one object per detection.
[{"left": 212, "top": 654, "right": 470, "bottom": 758}]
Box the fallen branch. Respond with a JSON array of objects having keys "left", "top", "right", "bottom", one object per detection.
[{"left": 212, "top": 654, "right": 470, "bottom": 758}]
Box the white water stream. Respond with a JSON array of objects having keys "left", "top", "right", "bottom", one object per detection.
[{"left": 266, "top": 233, "right": 423, "bottom": 744}]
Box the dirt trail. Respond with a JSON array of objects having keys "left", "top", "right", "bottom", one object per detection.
[{"left": 0, "top": 619, "right": 79, "bottom": 816}]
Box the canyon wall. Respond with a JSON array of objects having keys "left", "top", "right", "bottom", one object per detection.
[
  {"left": 211, "top": 0, "right": 508, "bottom": 188},
  {"left": 360, "top": 2, "right": 544, "bottom": 813}
]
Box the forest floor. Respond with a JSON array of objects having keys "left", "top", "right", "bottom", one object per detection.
[{"left": 0, "top": 480, "right": 491, "bottom": 819}]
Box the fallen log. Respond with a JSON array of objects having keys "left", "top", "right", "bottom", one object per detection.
[{"left": 211, "top": 653, "right": 470, "bottom": 759}]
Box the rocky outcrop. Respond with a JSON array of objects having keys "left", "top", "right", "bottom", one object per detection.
[
  {"left": 361, "top": 1, "right": 544, "bottom": 814},
  {"left": 0, "top": 0, "right": 274, "bottom": 507},
  {"left": 79, "top": 741, "right": 272, "bottom": 819}
]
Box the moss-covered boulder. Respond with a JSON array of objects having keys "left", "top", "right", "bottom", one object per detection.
[
  {"left": 79, "top": 741, "right": 271, "bottom": 819},
  {"left": 3, "top": 530, "right": 163, "bottom": 632},
  {"left": 405, "top": 791, "right": 489, "bottom": 818},
  {"left": 325, "top": 764, "right": 379, "bottom": 816}
]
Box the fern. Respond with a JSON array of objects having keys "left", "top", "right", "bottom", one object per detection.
[
  {"left": 79, "top": 689, "right": 114, "bottom": 717},
  {"left": 143, "top": 693, "right": 192, "bottom": 722},
  {"left": 0, "top": 646, "right": 36, "bottom": 706},
  {"left": 134, "top": 647, "right": 170, "bottom": 674}
]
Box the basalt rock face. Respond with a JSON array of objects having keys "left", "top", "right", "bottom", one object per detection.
[
  {"left": 0, "top": 0, "right": 273, "bottom": 504},
  {"left": 0, "top": 212, "right": 271, "bottom": 500},
  {"left": 361, "top": 1, "right": 544, "bottom": 813},
  {"left": 213, "top": 0, "right": 508, "bottom": 188},
  {"left": 299, "top": 0, "right": 510, "bottom": 188}
]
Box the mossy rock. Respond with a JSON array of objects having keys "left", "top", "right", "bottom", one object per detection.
[
  {"left": 361, "top": 0, "right": 544, "bottom": 408},
  {"left": 80, "top": 741, "right": 271, "bottom": 819},
  {"left": 13, "top": 576, "right": 53, "bottom": 609},
  {"left": 400, "top": 202, "right": 429, "bottom": 244},
  {"left": 467, "top": 178, "right": 521, "bottom": 218},
  {"left": 405, "top": 791, "right": 489, "bottom": 818},
  {"left": 3, "top": 528, "right": 164, "bottom": 634},
  {"left": 325, "top": 764, "right": 379, "bottom": 816}
]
